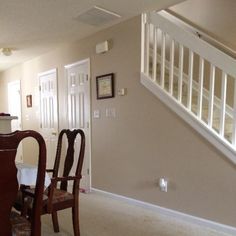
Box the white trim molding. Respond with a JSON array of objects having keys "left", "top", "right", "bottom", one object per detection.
[
  {"left": 38, "top": 68, "right": 57, "bottom": 77},
  {"left": 92, "top": 188, "right": 236, "bottom": 235}
]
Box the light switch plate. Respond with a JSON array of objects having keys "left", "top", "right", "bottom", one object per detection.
[
  {"left": 105, "top": 108, "right": 116, "bottom": 118},
  {"left": 93, "top": 110, "right": 100, "bottom": 118}
]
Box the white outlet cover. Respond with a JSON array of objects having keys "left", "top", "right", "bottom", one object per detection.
[
  {"left": 93, "top": 110, "right": 100, "bottom": 118},
  {"left": 117, "top": 88, "right": 127, "bottom": 96}
]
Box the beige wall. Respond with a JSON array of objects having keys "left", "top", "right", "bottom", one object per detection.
[
  {"left": 1, "top": 16, "right": 236, "bottom": 227},
  {"left": 169, "top": 0, "right": 236, "bottom": 52}
]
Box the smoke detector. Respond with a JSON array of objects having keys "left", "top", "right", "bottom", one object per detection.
[
  {"left": 75, "top": 6, "right": 121, "bottom": 27},
  {"left": 1, "top": 48, "right": 12, "bottom": 56}
]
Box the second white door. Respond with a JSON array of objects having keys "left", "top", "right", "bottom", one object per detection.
[
  {"left": 65, "top": 59, "right": 91, "bottom": 192},
  {"left": 39, "top": 69, "right": 58, "bottom": 169}
]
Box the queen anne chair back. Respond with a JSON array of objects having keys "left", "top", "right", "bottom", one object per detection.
[{"left": 0, "top": 130, "right": 46, "bottom": 236}]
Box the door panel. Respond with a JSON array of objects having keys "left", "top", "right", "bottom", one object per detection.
[
  {"left": 66, "top": 59, "right": 91, "bottom": 192},
  {"left": 8, "top": 80, "right": 23, "bottom": 162},
  {"left": 39, "top": 69, "right": 58, "bottom": 169}
]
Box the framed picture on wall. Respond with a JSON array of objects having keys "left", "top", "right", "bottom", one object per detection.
[
  {"left": 26, "top": 95, "right": 32, "bottom": 107},
  {"left": 96, "top": 73, "right": 114, "bottom": 99}
]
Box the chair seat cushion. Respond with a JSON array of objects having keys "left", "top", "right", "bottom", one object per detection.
[
  {"left": 51, "top": 189, "right": 74, "bottom": 204},
  {"left": 39, "top": 188, "right": 74, "bottom": 204},
  {"left": 15, "top": 188, "right": 74, "bottom": 211},
  {"left": 10, "top": 211, "right": 31, "bottom": 236}
]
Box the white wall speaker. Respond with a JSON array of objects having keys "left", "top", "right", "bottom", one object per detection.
[{"left": 96, "top": 41, "right": 109, "bottom": 54}]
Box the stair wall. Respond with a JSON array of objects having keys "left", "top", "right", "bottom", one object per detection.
[{"left": 141, "top": 11, "right": 236, "bottom": 164}]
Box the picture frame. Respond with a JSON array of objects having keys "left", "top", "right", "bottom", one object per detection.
[
  {"left": 96, "top": 73, "right": 114, "bottom": 99},
  {"left": 26, "top": 95, "right": 32, "bottom": 107}
]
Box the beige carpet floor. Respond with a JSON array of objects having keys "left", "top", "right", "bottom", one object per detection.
[{"left": 41, "top": 191, "right": 233, "bottom": 236}]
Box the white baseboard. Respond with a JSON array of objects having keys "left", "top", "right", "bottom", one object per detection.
[{"left": 91, "top": 188, "right": 236, "bottom": 235}]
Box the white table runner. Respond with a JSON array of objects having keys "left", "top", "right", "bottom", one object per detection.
[{"left": 16, "top": 163, "right": 51, "bottom": 188}]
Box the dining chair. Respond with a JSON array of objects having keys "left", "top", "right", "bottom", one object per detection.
[
  {"left": 20, "top": 129, "right": 85, "bottom": 236},
  {"left": 0, "top": 130, "right": 46, "bottom": 236}
]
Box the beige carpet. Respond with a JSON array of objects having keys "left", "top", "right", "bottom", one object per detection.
[{"left": 41, "top": 191, "right": 233, "bottom": 236}]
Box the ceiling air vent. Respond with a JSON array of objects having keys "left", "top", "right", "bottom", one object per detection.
[{"left": 75, "top": 6, "right": 121, "bottom": 27}]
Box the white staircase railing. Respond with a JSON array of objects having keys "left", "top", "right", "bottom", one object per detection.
[{"left": 141, "top": 10, "right": 236, "bottom": 164}]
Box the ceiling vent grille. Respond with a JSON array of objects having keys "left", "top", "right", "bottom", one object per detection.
[{"left": 75, "top": 6, "right": 121, "bottom": 27}]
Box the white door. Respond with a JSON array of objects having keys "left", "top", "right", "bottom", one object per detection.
[
  {"left": 39, "top": 69, "right": 58, "bottom": 169},
  {"left": 65, "top": 59, "right": 91, "bottom": 192},
  {"left": 8, "top": 80, "right": 23, "bottom": 162}
]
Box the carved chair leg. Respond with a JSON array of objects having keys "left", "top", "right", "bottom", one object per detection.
[
  {"left": 52, "top": 211, "right": 60, "bottom": 232},
  {"left": 72, "top": 206, "right": 80, "bottom": 236},
  {"left": 20, "top": 185, "right": 30, "bottom": 217},
  {"left": 21, "top": 198, "right": 29, "bottom": 217}
]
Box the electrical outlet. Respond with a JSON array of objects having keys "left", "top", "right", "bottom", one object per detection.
[{"left": 159, "top": 177, "right": 168, "bottom": 192}]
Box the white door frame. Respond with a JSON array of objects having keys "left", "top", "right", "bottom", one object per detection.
[{"left": 65, "top": 58, "right": 91, "bottom": 191}]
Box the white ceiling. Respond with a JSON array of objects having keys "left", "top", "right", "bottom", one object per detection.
[{"left": 0, "top": 0, "right": 183, "bottom": 72}]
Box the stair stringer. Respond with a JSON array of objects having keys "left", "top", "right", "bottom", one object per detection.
[{"left": 141, "top": 72, "right": 236, "bottom": 164}]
